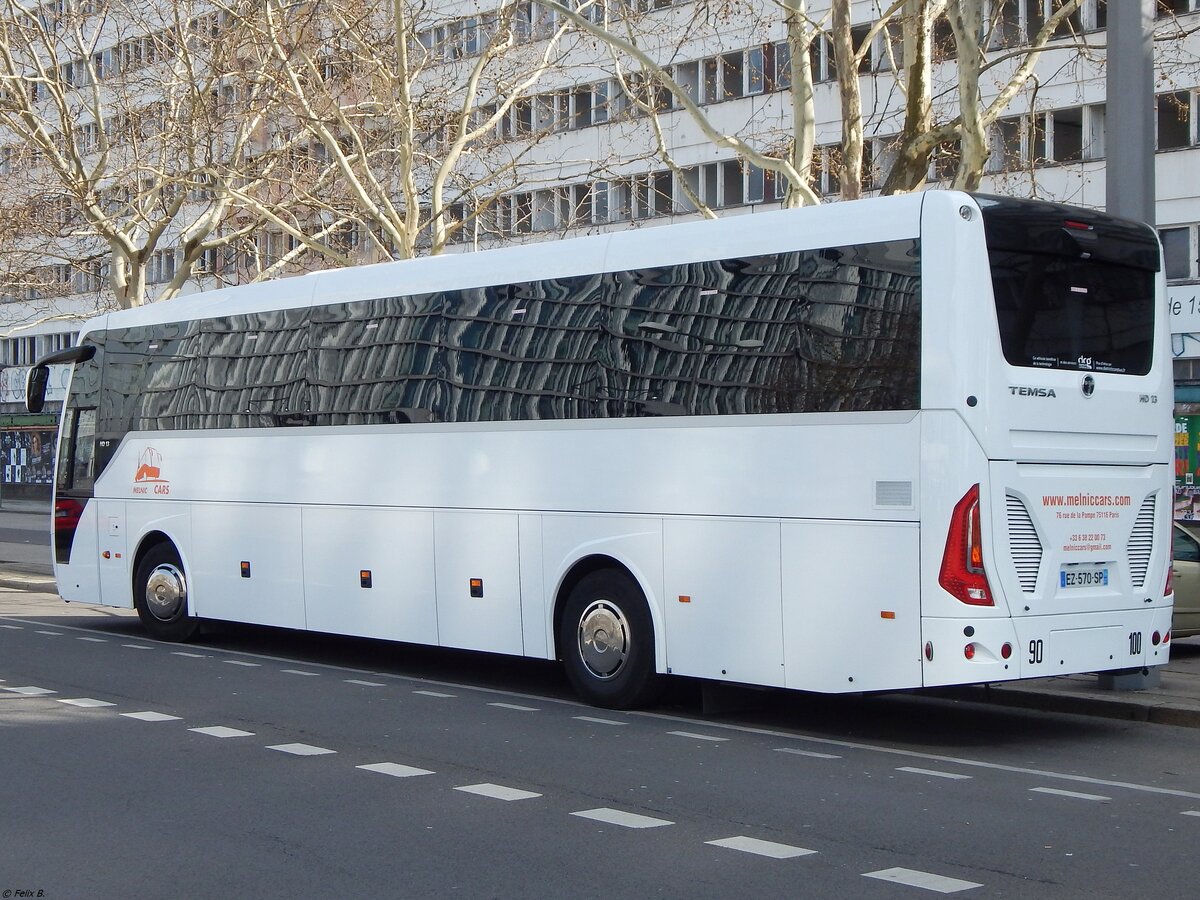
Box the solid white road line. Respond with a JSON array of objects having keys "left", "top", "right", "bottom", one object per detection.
[
  {"left": 774, "top": 748, "right": 842, "bottom": 760},
  {"left": 574, "top": 716, "right": 628, "bottom": 726},
  {"left": 570, "top": 808, "right": 673, "bottom": 829},
  {"left": 863, "top": 867, "right": 982, "bottom": 893},
  {"left": 1029, "top": 787, "right": 1111, "bottom": 802},
  {"left": 455, "top": 783, "right": 541, "bottom": 801},
  {"left": 706, "top": 836, "right": 816, "bottom": 859},
  {"left": 897, "top": 767, "right": 973, "bottom": 780},
  {"left": 668, "top": 731, "right": 728, "bottom": 742}
]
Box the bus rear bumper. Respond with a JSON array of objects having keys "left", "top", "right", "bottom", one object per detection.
[{"left": 921, "top": 608, "right": 1173, "bottom": 687}]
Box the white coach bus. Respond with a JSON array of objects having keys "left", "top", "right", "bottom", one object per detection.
[{"left": 28, "top": 191, "right": 1174, "bottom": 708}]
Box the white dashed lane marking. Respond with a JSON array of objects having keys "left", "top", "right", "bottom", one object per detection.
[
  {"left": 571, "top": 808, "right": 674, "bottom": 829},
  {"left": 774, "top": 748, "right": 842, "bottom": 760},
  {"left": 121, "top": 711, "right": 182, "bottom": 722},
  {"left": 706, "top": 836, "right": 817, "bottom": 859},
  {"left": 357, "top": 763, "right": 435, "bottom": 778},
  {"left": 77, "top": 637, "right": 107, "bottom": 643},
  {"left": 57, "top": 698, "right": 116, "bottom": 708},
  {"left": 224, "top": 660, "right": 261, "bottom": 668},
  {"left": 123, "top": 644, "right": 154, "bottom": 650},
  {"left": 189, "top": 726, "right": 255, "bottom": 738},
  {"left": 0, "top": 624, "right": 23, "bottom": 629},
  {"left": 35, "top": 630, "right": 62, "bottom": 636},
  {"left": 282, "top": 670, "right": 320, "bottom": 676},
  {"left": 2, "top": 686, "right": 55, "bottom": 696},
  {"left": 668, "top": 731, "right": 728, "bottom": 742},
  {"left": 455, "top": 783, "right": 541, "bottom": 801},
  {"left": 489, "top": 702, "right": 539, "bottom": 712},
  {"left": 172, "top": 652, "right": 208, "bottom": 658},
  {"left": 897, "top": 767, "right": 973, "bottom": 780},
  {"left": 864, "top": 867, "right": 982, "bottom": 893},
  {"left": 413, "top": 690, "right": 456, "bottom": 698},
  {"left": 1030, "top": 787, "right": 1110, "bottom": 802},
  {"left": 268, "top": 743, "right": 337, "bottom": 756},
  {"left": 1182, "top": 810, "right": 1200, "bottom": 817},
  {"left": 344, "top": 679, "right": 385, "bottom": 687},
  {"left": 574, "top": 716, "right": 628, "bottom": 726}
]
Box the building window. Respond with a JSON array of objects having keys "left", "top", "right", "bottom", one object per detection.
[
  {"left": 1161, "top": 225, "right": 1198, "bottom": 281},
  {"left": 1158, "top": 91, "right": 1195, "bottom": 150}
]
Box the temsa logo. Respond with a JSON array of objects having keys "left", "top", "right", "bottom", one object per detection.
[{"left": 133, "top": 448, "right": 170, "bottom": 495}]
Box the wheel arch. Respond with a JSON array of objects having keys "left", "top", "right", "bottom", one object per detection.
[
  {"left": 551, "top": 553, "right": 665, "bottom": 673},
  {"left": 131, "top": 529, "right": 180, "bottom": 600}
]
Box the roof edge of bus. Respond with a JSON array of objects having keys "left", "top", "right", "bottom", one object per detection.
[{"left": 93, "top": 192, "right": 937, "bottom": 333}]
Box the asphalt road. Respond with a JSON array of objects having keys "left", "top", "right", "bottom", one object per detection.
[
  {"left": 4, "top": 507, "right": 1200, "bottom": 897},
  {"left": 0, "top": 506, "right": 51, "bottom": 573},
  {"left": 3, "top": 605, "right": 1200, "bottom": 899}
]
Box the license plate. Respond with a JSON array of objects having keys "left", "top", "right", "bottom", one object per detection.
[{"left": 1059, "top": 564, "right": 1109, "bottom": 589}]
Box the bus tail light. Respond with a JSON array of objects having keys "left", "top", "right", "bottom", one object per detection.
[{"left": 939, "top": 484, "right": 994, "bottom": 607}]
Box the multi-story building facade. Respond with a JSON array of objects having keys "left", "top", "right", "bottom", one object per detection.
[{"left": 2, "top": 0, "right": 1199, "bottom": 500}]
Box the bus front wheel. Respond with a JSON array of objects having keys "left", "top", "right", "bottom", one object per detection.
[
  {"left": 560, "top": 570, "right": 659, "bottom": 709},
  {"left": 134, "top": 543, "right": 200, "bottom": 642}
]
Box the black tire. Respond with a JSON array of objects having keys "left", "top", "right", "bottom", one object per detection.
[
  {"left": 559, "top": 570, "right": 660, "bottom": 709},
  {"left": 133, "top": 543, "right": 200, "bottom": 642}
]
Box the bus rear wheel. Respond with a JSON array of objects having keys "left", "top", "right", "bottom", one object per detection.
[
  {"left": 134, "top": 543, "right": 200, "bottom": 642},
  {"left": 560, "top": 570, "right": 659, "bottom": 709}
]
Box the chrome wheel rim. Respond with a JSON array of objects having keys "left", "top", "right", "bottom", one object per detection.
[
  {"left": 577, "top": 599, "right": 629, "bottom": 680},
  {"left": 145, "top": 563, "right": 187, "bottom": 622}
]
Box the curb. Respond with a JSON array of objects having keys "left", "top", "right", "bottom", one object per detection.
[{"left": 2, "top": 565, "right": 1198, "bottom": 729}]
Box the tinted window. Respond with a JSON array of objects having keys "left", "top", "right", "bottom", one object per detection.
[
  {"left": 605, "top": 243, "right": 921, "bottom": 415},
  {"left": 990, "top": 252, "right": 1154, "bottom": 375},
  {"left": 94, "top": 237, "right": 921, "bottom": 437},
  {"left": 310, "top": 295, "right": 442, "bottom": 425}
]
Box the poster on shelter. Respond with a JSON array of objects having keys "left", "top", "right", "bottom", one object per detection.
[{"left": 1, "top": 430, "right": 56, "bottom": 485}]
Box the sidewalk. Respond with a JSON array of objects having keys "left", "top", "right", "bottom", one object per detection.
[{"left": 4, "top": 568, "right": 1200, "bottom": 727}]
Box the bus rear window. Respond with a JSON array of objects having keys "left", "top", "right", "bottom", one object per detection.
[{"left": 989, "top": 251, "right": 1154, "bottom": 376}]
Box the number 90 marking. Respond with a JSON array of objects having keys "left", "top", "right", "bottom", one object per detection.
[{"left": 1028, "top": 639, "right": 1044, "bottom": 665}]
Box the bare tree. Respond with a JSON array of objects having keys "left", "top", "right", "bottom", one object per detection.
[
  {"left": 249, "top": 0, "right": 621, "bottom": 261},
  {"left": 0, "top": 1, "right": 314, "bottom": 309}
]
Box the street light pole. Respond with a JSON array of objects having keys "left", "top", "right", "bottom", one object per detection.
[
  {"left": 1106, "top": 0, "right": 1156, "bottom": 226},
  {"left": 1103, "top": 0, "right": 1160, "bottom": 691}
]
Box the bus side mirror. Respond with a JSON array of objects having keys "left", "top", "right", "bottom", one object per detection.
[{"left": 25, "top": 365, "right": 49, "bottom": 414}]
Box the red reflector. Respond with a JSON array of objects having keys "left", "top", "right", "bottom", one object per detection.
[
  {"left": 924, "top": 641, "right": 934, "bottom": 661},
  {"left": 1165, "top": 631, "right": 1172, "bottom": 644},
  {"left": 964, "top": 643, "right": 976, "bottom": 660},
  {"left": 1001, "top": 643, "right": 1012, "bottom": 660},
  {"left": 1152, "top": 631, "right": 1161, "bottom": 646},
  {"left": 880, "top": 610, "right": 896, "bottom": 619}
]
